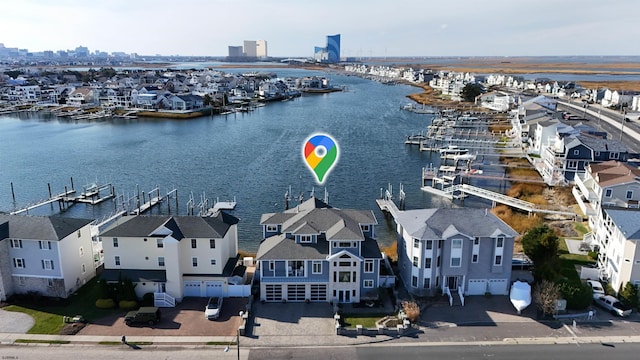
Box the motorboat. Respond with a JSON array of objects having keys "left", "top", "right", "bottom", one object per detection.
[{"left": 509, "top": 281, "right": 531, "bottom": 314}]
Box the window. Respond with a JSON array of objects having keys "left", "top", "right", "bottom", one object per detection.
[
  {"left": 364, "top": 260, "right": 373, "bottom": 273},
  {"left": 81, "top": 263, "right": 86, "bottom": 273},
  {"left": 115, "top": 256, "right": 120, "bottom": 266},
  {"left": 573, "top": 149, "right": 580, "bottom": 155},
  {"left": 209, "top": 239, "right": 216, "bottom": 248},
  {"left": 13, "top": 258, "right": 25, "bottom": 268},
  {"left": 610, "top": 152, "right": 619, "bottom": 159},
  {"left": 339, "top": 261, "right": 351, "bottom": 267},
  {"left": 437, "top": 256, "right": 441, "bottom": 267},
  {"left": 494, "top": 255, "right": 502, "bottom": 266},
  {"left": 361, "top": 225, "right": 370, "bottom": 232},
  {"left": 425, "top": 240, "right": 433, "bottom": 250},
  {"left": 435, "top": 276, "right": 440, "bottom": 287},
  {"left": 112, "top": 238, "right": 118, "bottom": 247},
  {"left": 472, "top": 254, "right": 478, "bottom": 263},
  {"left": 411, "top": 275, "right": 418, "bottom": 287},
  {"left": 412, "top": 256, "right": 419, "bottom": 267},
  {"left": 413, "top": 239, "right": 419, "bottom": 248},
  {"left": 438, "top": 240, "right": 442, "bottom": 249},
  {"left": 210, "top": 259, "right": 217, "bottom": 265},
  {"left": 39, "top": 240, "right": 51, "bottom": 250},
  {"left": 496, "top": 237, "right": 504, "bottom": 248},
  {"left": 269, "top": 261, "right": 274, "bottom": 271},
  {"left": 191, "top": 239, "right": 197, "bottom": 248},
  {"left": 474, "top": 237, "right": 479, "bottom": 245},
  {"left": 47, "top": 278, "right": 54, "bottom": 288},
  {"left": 300, "top": 235, "right": 312, "bottom": 243},
  {"left": 364, "top": 279, "right": 374, "bottom": 288},
  {"left": 10, "top": 239, "right": 22, "bottom": 248},
  {"left": 79, "top": 247, "right": 84, "bottom": 256},
  {"left": 425, "top": 258, "right": 432, "bottom": 268},
  {"left": 157, "top": 238, "right": 164, "bottom": 248},
  {"left": 266, "top": 224, "right": 277, "bottom": 232},
  {"left": 626, "top": 190, "right": 633, "bottom": 199},
  {"left": 192, "top": 257, "right": 198, "bottom": 267},
  {"left": 567, "top": 160, "right": 578, "bottom": 169},
  {"left": 41, "top": 260, "right": 53, "bottom": 270},
  {"left": 594, "top": 151, "right": 600, "bottom": 157},
  {"left": 451, "top": 257, "right": 461, "bottom": 267},
  {"left": 313, "top": 261, "right": 323, "bottom": 274},
  {"left": 339, "top": 242, "right": 352, "bottom": 248},
  {"left": 452, "top": 239, "right": 462, "bottom": 249},
  {"left": 605, "top": 189, "right": 613, "bottom": 198},
  {"left": 158, "top": 257, "right": 165, "bottom": 266},
  {"left": 423, "top": 278, "right": 430, "bottom": 289},
  {"left": 77, "top": 229, "right": 81, "bottom": 237},
  {"left": 338, "top": 271, "right": 351, "bottom": 282}
]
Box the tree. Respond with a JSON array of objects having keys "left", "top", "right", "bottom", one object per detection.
[
  {"left": 203, "top": 94, "right": 212, "bottom": 106},
  {"left": 558, "top": 281, "right": 592, "bottom": 310},
  {"left": 521, "top": 225, "right": 560, "bottom": 281},
  {"left": 533, "top": 280, "right": 560, "bottom": 316},
  {"left": 461, "top": 83, "right": 483, "bottom": 102},
  {"left": 619, "top": 282, "right": 639, "bottom": 309}
]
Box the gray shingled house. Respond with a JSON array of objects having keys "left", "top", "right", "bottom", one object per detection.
[
  {"left": 256, "top": 197, "right": 383, "bottom": 303},
  {"left": 394, "top": 208, "right": 518, "bottom": 300}
]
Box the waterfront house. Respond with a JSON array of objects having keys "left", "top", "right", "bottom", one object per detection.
[
  {"left": 0, "top": 214, "right": 96, "bottom": 301},
  {"left": 255, "top": 197, "right": 386, "bottom": 304},
  {"left": 167, "top": 94, "right": 204, "bottom": 111},
  {"left": 394, "top": 208, "right": 518, "bottom": 300},
  {"left": 67, "top": 87, "right": 97, "bottom": 106},
  {"left": 99, "top": 213, "right": 240, "bottom": 306},
  {"left": 591, "top": 208, "right": 640, "bottom": 293}
]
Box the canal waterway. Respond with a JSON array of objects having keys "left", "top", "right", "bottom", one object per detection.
[{"left": 0, "top": 68, "right": 496, "bottom": 252}]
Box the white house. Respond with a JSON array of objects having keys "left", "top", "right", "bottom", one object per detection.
[
  {"left": 0, "top": 214, "right": 96, "bottom": 301},
  {"left": 99, "top": 213, "right": 240, "bottom": 305}
]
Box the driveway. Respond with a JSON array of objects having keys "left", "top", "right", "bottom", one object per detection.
[
  {"left": 248, "top": 301, "right": 335, "bottom": 337},
  {"left": 78, "top": 297, "right": 248, "bottom": 336},
  {"left": 0, "top": 308, "right": 34, "bottom": 333}
]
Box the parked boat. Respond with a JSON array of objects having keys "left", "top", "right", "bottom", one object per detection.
[
  {"left": 510, "top": 281, "right": 531, "bottom": 314},
  {"left": 438, "top": 145, "right": 469, "bottom": 156}
]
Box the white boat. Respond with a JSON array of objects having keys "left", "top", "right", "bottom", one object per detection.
[
  {"left": 510, "top": 281, "right": 531, "bottom": 314},
  {"left": 438, "top": 145, "right": 469, "bottom": 155}
]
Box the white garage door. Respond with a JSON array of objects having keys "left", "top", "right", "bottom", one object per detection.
[
  {"left": 184, "top": 281, "right": 202, "bottom": 297},
  {"left": 488, "top": 279, "right": 508, "bottom": 295},
  {"left": 467, "top": 279, "right": 487, "bottom": 295},
  {"left": 205, "top": 281, "right": 223, "bottom": 297}
]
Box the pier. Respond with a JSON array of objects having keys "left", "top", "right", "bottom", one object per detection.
[{"left": 375, "top": 183, "right": 405, "bottom": 219}]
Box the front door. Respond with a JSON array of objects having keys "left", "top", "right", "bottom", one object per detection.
[
  {"left": 338, "top": 290, "right": 351, "bottom": 303},
  {"left": 447, "top": 276, "right": 458, "bottom": 290},
  {"left": 157, "top": 283, "right": 166, "bottom": 293}
]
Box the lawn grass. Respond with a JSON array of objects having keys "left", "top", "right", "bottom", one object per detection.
[
  {"left": 340, "top": 313, "right": 389, "bottom": 328},
  {"left": 558, "top": 237, "right": 596, "bottom": 285},
  {"left": 14, "top": 339, "right": 70, "bottom": 344},
  {"left": 574, "top": 222, "right": 589, "bottom": 236},
  {"left": 3, "top": 278, "right": 121, "bottom": 334}
]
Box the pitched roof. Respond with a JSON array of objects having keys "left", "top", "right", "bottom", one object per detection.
[
  {"left": 395, "top": 208, "right": 518, "bottom": 240},
  {"left": 0, "top": 214, "right": 92, "bottom": 241},
  {"left": 256, "top": 234, "right": 329, "bottom": 260},
  {"left": 590, "top": 160, "right": 640, "bottom": 187},
  {"left": 100, "top": 213, "right": 239, "bottom": 239},
  {"left": 577, "top": 134, "right": 628, "bottom": 153},
  {"left": 604, "top": 208, "right": 640, "bottom": 240}
]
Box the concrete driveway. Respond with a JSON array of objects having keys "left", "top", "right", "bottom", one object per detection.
[
  {"left": 249, "top": 301, "right": 335, "bottom": 337},
  {"left": 0, "top": 308, "right": 34, "bottom": 333}
]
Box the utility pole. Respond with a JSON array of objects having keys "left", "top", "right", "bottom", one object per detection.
[{"left": 619, "top": 108, "right": 626, "bottom": 142}]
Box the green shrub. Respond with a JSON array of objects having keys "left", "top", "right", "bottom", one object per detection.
[
  {"left": 142, "top": 292, "right": 155, "bottom": 306},
  {"left": 587, "top": 251, "right": 598, "bottom": 260},
  {"left": 118, "top": 300, "right": 138, "bottom": 310},
  {"left": 605, "top": 283, "right": 616, "bottom": 296},
  {"left": 619, "top": 282, "right": 639, "bottom": 309},
  {"left": 95, "top": 298, "right": 115, "bottom": 309},
  {"left": 558, "top": 281, "right": 592, "bottom": 310}
]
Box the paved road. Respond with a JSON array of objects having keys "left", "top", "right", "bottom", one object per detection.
[{"left": 0, "top": 308, "right": 34, "bottom": 334}]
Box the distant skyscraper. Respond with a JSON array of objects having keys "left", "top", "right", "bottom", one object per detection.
[
  {"left": 243, "top": 40, "right": 257, "bottom": 58},
  {"left": 326, "top": 34, "right": 340, "bottom": 63},
  {"left": 256, "top": 40, "right": 268, "bottom": 58},
  {"left": 228, "top": 46, "right": 244, "bottom": 58}
]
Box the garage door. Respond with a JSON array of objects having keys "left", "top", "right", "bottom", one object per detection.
[
  {"left": 184, "top": 281, "right": 202, "bottom": 297},
  {"left": 205, "top": 281, "right": 223, "bottom": 297},
  {"left": 467, "top": 279, "right": 487, "bottom": 295},
  {"left": 488, "top": 279, "right": 508, "bottom": 295}
]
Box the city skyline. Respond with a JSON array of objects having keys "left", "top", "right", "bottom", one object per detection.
[{"left": 1, "top": 0, "right": 638, "bottom": 58}]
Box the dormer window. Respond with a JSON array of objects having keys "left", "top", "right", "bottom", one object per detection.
[
  {"left": 361, "top": 225, "right": 370, "bottom": 232},
  {"left": 266, "top": 224, "right": 278, "bottom": 232},
  {"left": 339, "top": 241, "right": 352, "bottom": 248},
  {"left": 605, "top": 189, "right": 613, "bottom": 198},
  {"left": 299, "top": 235, "right": 312, "bottom": 243}
]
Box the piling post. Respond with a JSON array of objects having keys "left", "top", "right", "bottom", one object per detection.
[
  {"left": 70, "top": 177, "right": 74, "bottom": 191},
  {"left": 11, "top": 182, "right": 15, "bottom": 202},
  {"left": 48, "top": 183, "right": 52, "bottom": 198}
]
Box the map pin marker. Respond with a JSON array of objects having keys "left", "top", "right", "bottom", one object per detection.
[{"left": 303, "top": 133, "right": 339, "bottom": 185}]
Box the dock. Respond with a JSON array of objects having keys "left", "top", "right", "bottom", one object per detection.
[
  {"left": 10, "top": 188, "right": 77, "bottom": 215},
  {"left": 201, "top": 197, "right": 237, "bottom": 217}
]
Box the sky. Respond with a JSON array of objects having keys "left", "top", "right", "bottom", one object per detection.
[{"left": 1, "top": 0, "right": 639, "bottom": 58}]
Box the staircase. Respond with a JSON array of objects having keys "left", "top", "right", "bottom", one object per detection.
[
  {"left": 154, "top": 292, "right": 176, "bottom": 307},
  {"left": 450, "top": 291, "right": 463, "bottom": 306}
]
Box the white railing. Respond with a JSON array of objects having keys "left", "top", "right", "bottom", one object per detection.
[
  {"left": 154, "top": 292, "right": 175, "bottom": 308},
  {"left": 457, "top": 286, "right": 465, "bottom": 307},
  {"left": 443, "top": 286, "right": 453, "bottom": 307}
]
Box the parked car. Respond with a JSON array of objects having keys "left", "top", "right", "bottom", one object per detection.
[
  {"left": 124, "top": 307, "right": 161, "bottom": 326},
  {"left": 593, "top": 295, "right": 632, "bottom": 317},
  {"left": 586, "top": 280, "right": 605, "bottom": 296},
  {"left": 205, "top": 296, "right": 223, "bottom": 320}
]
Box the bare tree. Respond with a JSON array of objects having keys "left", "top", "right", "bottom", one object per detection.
[{"left": 533, "top": 280, "right": 560, "bottom": 316}]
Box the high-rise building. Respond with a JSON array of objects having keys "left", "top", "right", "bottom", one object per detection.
[
  {"left": 228, "top": 46, "right": 244, "bottom": 58},
  {"left": 243, "top": 40, "right": 257, "bottom": 58},
  {"left": 256, "top": 40, "right": 268, "bottom": 58},
  {"left": 326, "top": 34, "right": 340, "bottom": 63}
]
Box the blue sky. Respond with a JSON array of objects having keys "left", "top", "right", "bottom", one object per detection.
[{"left": 1, "top": 0, "right": 638, "bottom": 57}]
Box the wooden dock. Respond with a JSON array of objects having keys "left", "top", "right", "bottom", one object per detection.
[{"left": 10, "top": 188, "right": 77, "bottom": 215}]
